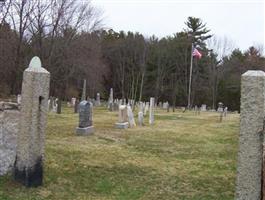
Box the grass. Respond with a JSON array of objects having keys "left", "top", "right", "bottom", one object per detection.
[{"left": 0, "top": 105, "right": 239, "bottom": 200}]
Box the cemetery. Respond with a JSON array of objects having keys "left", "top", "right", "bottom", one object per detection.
[{"left": 0, "top": 0, "right": 263, "bottom": 200}]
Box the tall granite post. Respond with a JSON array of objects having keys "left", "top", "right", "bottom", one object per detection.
[
  {"left": 81, "top": 79, "right": 86, "bottom": 101},
  {"left": 149, "top": 97, "right": 155, "bottom": 125},
  {"left": 235, "top": 70, "right": 265, "bottom": 200},
  {"left": 14, "top": 56, "right": 50, "bottom": 187}
]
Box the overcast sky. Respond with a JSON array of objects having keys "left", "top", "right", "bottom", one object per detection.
[{"left": 92, "top": 0, "right": 264, "bottom": 52}]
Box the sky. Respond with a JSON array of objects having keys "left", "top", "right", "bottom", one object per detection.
[{"left": 91, "top": 0, "right": 264, "bottom": 52}]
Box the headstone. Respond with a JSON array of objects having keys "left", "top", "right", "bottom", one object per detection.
[
  {"left": 74, "top": 99, "right": 79, "bottom": 113},
  {"left": 49, "top": 97, "right": 54, "bottom": 111},
  {"left": 76, "top": 100, "right": 94, "bottom": 135},
  {"left": 71, "top": 97, "right": 76, "bottom": 107},
  {"left": 108, "top": 88, "right": 114, "bottom": 111},
  {"left": 57, "top": 99, "right": 61, "bottom": 114},
  {"left": 127, "top": 105, "right": 136, "bottom": 127},
  {"left": 115, "top": 105, "right": 129, "bottom": 129},
  {"left": 194, "top": 105, "right": 200, "bottom": 115},
  {"left": 224, "top": 107, "right": 228, "bottom": 117},
  {"left": 52, "top": 98, "right": 57, "bottom": 112},
  {"left": 149, "top": 97, "right": 155, "bottom": 125},
  {"left": 201, "top": 104, "right": 207, "bottom": 112},
  {"left": 138, "top": 111, "right": 144, "bottom": 126},
  {"left": 144, "top": 102, "right": 149, "bottom": 116},
  {"left": 81, "top": 79, "right": 86, "bottom": 101},
  {"left": 14, "top": 56, "right": 50, "bottom": 187},
  {"left": 235, "top": 70, "right": 265, "bottom": 200},
  {"left": 17, "top": 94, "right": 21, "bottom": 104},
  {"left": 217, "top": 102, "right": 224, "bottom": 122},
  {"left": 217, "top": 102, "right": 224, "bottom": 112},
  {"left": 96, "top": 93, "right": 100, "bottom": 106}
]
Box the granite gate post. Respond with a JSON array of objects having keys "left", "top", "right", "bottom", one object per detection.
[
  {"left": 14, "top": 56, "right": 50, "bottom": 187},
  {"left": 235, "top": 70, "right": 265, "bottom": 200}
]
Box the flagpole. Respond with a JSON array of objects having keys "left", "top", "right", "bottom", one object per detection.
[{"left": 188, "top": 43, "right": 194, "bottom": 109}]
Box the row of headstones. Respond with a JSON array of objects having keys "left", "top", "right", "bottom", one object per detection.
[{"left": 75, "top": 97, "right": 155, "bottom": 135}]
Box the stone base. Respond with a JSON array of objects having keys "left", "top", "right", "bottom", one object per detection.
[
  {"left": 14, "top": 157, "right": 43, "bottom": 187},
  {"left": 76, "top": 126, "right": 94, "bottom": 136},
  {"left": 115, "top": 122, "right": 129, "bottom": 129}
]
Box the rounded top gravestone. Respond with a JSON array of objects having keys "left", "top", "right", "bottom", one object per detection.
[{"left": 79, "top": 100, "right": 93, "bottom": 128}]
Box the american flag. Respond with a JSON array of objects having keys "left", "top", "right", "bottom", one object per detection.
[{"left": 192, "top": 48, "right": 202, "bottom": 59}]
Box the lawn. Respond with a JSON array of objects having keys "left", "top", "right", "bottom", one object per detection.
[{"left": 0, "top": 106, "right": 239, "bottom": 200}]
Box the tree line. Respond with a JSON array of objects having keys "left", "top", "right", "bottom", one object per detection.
[{"left": 0, "top": 0, "right": 264, "bottom": 110}]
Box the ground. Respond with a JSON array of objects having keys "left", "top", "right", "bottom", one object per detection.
[{"left": 0, "top": 106, "right": 239, "bottom": 200}]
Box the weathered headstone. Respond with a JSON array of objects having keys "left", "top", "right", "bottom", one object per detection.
[
  {"left": 127, "top": 105, "right": 136, "bottom": 127},
  {"left": 71, "top": 97, "right": 76, "bottom": 107},
  {"left": 223, "top": 107, "right": 228, "bottom": 117},
  {"left": 149, "top": 97, "right": 155, "bottom": 125},
  {"left": 14, "top": 56, "right": 50, "bottom": 187},
  {"left": 138, "top": 111, "right": 144, "bottom": 126},
  {"left": 115, "top": 105, "right": 129, "bottom": 129},
  {"left": 76, "top": 100, "right": 94, "bottom": 135},
  {"left": 96, "top": 93, "right": 100, "bottom": 106},
  {"left": 144, "top": 102, "right": 149, "bottom": 116},
  {"left": 200, "top": 104, "right": 207, "bottom": 112},
  {"left": 17, "top": 94, "right": 21, "bottom": 104},
  {"left": 74, "top": 99, "right": 79, "bottom": 113},
  {"left": 57, "top": 98, "right": 61, "bottom": 114},
  {"left": 235, "top": 70, "right": 265, "bottom": 200},
  {"left": 108, "top": 88, "right": 114, "bottom": 111}
]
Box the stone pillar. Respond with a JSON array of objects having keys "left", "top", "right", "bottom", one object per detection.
[
  {"left": 235, "top": 70, "right": 265, "bottom": 200},
  {"left": 14, "top": 56, "right": 50, "bottom": 187},
  {"left": 81, "top": 79, "right": 86, "bottom": 101},
  {"left": 149, "top": 97, "right": 155, "bottom": 125},
  {"left": 76, "top": 100, "right": 94, "bottom": 135}
]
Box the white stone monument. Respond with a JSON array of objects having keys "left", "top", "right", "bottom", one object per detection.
[
  {"left": 149, "top": 97, "right": 155, "bottom": 125},
  {"left": 127, "top": 105, "right": 136, "bottom": 127}
]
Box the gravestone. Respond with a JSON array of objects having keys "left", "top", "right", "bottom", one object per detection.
[
  {"left": 201, "top": 104, "right": 207, "bottom": 112},
  {"left": 138, "top": 111, "right": 144, "bottom": 126},
  {"left": 52, "top": 98, "right": 57, "bottom": 112},
  {"left": 115, "top": 105, "right": 129, "bottom": 129},
  {"left": 235, "top": 70, "right": 265, "bottom": 200},
  {"left": 144, "top": 102, "right": 149, "bottom": 116},
  {"left": 74, "top": 99, "right": 79, "bottom": 113},
  {"left": 17, "top": 94, "right": 21, "bottom": 104},
  {"left": 14, "top": 56, "right": 50, "bottom": 187},
  {"left": 57, "top": 99, "right": 61, "bottom": 114},
  {"left": 223, "top": 107, "right": 228, "bottom": 117},
  {"left": 149, "top": 97, "right": 155, "bottom": 125},
  {"left": 71, "top": 97, "right": 76, "bottom": 107},
  {"left": 76, "top": 100, "right": 94, "bottom": 135},
  {"left": 127, "top": 105, "right": 136, "bottom": 127},
  {"left": 108, "top": 88, "right": 114, "bottom": 111},
  {"left": 96, "top": 93, "right": 100, "bottom": 106}
]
